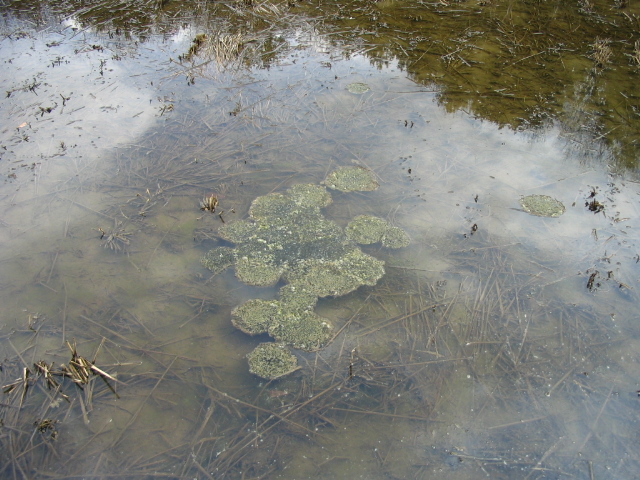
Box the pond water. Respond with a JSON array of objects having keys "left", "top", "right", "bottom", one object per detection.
[{"left": 1, "top": 1, "right": 640, "bottom": 479}]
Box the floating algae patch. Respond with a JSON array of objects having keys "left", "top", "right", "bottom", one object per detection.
[
  {"left": 519, "top": 194, "right": 566, "bottom": 218},
  {"left": 200, "top": 168, "right": 409, "bottom": 379},
  {"left": 218, "top": 221, "right": 259, "bottom": 243},
  {"left": 232, "top": 286, "right": 320, "bottom": 338},
  {"left": 286, "top": 183, "right": 333, "bottom": 208},
  {"left": 247, "top": 343, "right": 299, "bottom": 380},
  {"left": 346, "top": 215, "right": 389, "bottom": 244},
  {"left": 235, "top": 254, "right": 283, "bottom": 287},
  {"left": 278, "top": 284, "right": 318, "bottom": 313},
  {"left": 323, "top": 166, "right": 379, "bottom": 192},
  {"left": 346, "top": 214, "right": 410, "bottom": 248},
  {"left": 268, "top": 311, "right": 332, "bottom": 351},
  {"left": 231, "top": 299, "right": 278, "bottom": 335},
  {"left": 347, "top": 82, "right": 370, "bottom": 94},
  {"left": 201, "top": 246, "right": 235, "bottom": 274},
  {"left": 381, "top": 226, "right": 411, "bottom": 249},
  {"left": 286, "top": 249, "right": 385, "bottom": 297}
]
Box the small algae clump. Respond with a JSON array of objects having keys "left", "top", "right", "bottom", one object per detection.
[
  {"left": 347, "top": 82, "right": 370, "bottom": 94},
  {"left": 323, "top": 166, "right": 379, "bottom": 192},
  {"left": 235, "top": 255, "right": 283, "bottom": 287},
  {"left": 268, "top": 311, "right": 332, "bottom": 351},
  {"left": 286, "top": 183, "right": 332, "bottom": 208},
  {"left": 346, "top": 215, "right": 389, "bottom": 244},
  {"left": 247, "top": 343, "right": 299, "bottom": 380},
  {"left": 519, "top": 194, "right": 565, "bottom": 218},
  {"left": 381, "top": 226, "right": 411, "bottom": 249},
  {"left": 287, "top": 249, "right": 385, "bottom": 297},
  {"left": 346, "top": 215, "right": 410, "bottom": 248},
  {"left": 232, "top": 299, "right": 278, "bottom": 335},
  {"left": 214, "top": 183, "right": 344, "bottom": 287},
  {"left": 200, "top": 168, "right": 410, "bottom": 379},
  {"left": 201, "top": 246, "right": 235, "bottom": 274},
  {"left": 277, "top": 284, "right": 318, "bottom": 313},
  {"left": 232, "top": 285, "right": 328, "bottom": 350}
]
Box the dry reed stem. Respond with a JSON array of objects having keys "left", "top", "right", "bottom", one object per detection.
[
  {"left": 487, "top": 415, "right": 550, "bottom": 430},
  {"left": 205, "top": 384, "right": 317, "bottom": 437},
  {"left": 206, "top": 381, "right": 343, "bottom": 474},
  {"left": 356, "top": 302, "right": 446, "bottom": 337}
]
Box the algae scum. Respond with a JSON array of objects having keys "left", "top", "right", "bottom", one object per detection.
[
  {"left": 201, "top": 167, "right": 409, "bottom": 379},
  {"left": 519, "top": 194, "right": 566, "bottom": 218}
]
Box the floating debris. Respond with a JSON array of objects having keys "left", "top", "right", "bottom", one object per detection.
[
  {"left": 180, "top": 32, "right": 254, "bottom": 69},
  {"left": 585, "top": 187, "right": 605, "bottom": 213},
  {"left": 98, "top": 222, "right": 132, "bottom": 252},
  {"left": 519, "top": 194, "right": 565, "bottom": 217},
  {"left": 347, "top": 82, "right": 370, "bottom": 94},
  {"left": 323, "top": 166, "right": 379, "bottom": 192},
  {"left": 2, "top": 339, "right": 119, "bottom": 410},
  {"left": 34, "top": 418, "right": 58, "bottom": 440},
  {"left": 590, "top": 37, "right": 613, "bottom": 69},
  {"left": 200, "top": 194, "right": 219, "bottom": 213},
  {"left": 183, "top": 33, "right": 207, "bottom": 61}
]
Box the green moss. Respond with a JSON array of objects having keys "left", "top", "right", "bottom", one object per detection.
[
  {"left": 247, "top": 343, "right": 299, "bottom": 380},
  {"left": 323, "top": 166, "right": 379, "bottom": 192}
]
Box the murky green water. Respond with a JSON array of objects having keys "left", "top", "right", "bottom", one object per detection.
[{"left": 1, "top": 1, "right": 640, "bottom": 479}]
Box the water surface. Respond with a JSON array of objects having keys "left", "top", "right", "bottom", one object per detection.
[{"left": 1, "top": 1, "right": 639, "bottom": 479}]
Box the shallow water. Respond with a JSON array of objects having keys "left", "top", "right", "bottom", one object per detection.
[{"left": 1, "top": 1, "right": 640, "bottom": 479}]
